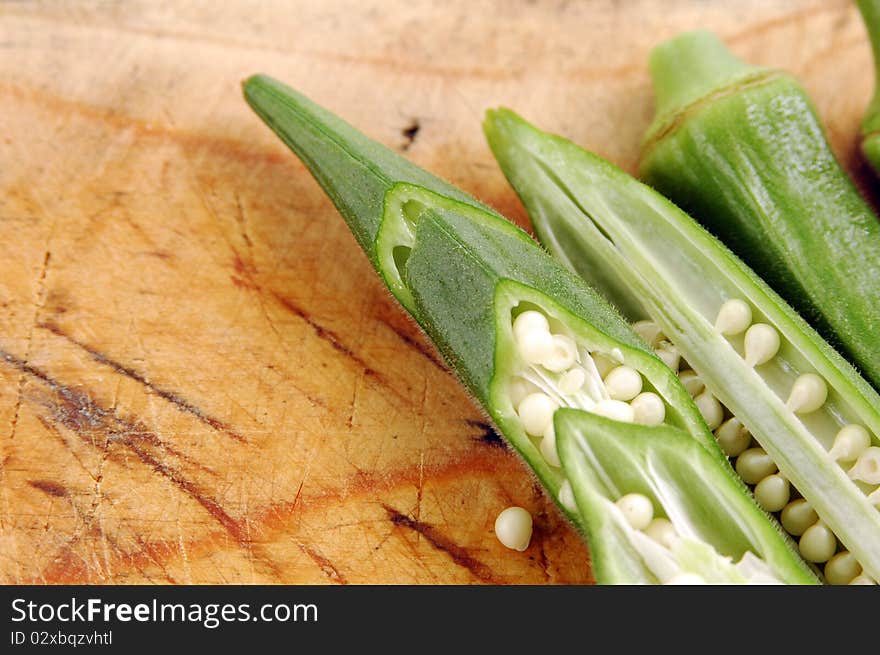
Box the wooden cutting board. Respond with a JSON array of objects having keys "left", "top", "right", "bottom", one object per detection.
[{"left": 0, "top": 0, "right": 873, "bottom": 584}]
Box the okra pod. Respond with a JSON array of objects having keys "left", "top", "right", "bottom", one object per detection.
[
  {"left": 858, "top": 0, "right": 880, "bottom": 173},
  {"left": 484, "top": 107, "right": 880, "bottom": 583},
  {"left": 243, "top": 75, "right": 815, "bottom": 584},
  {"left": 636, "top": 30, "right": 880, "bottom": 394}
]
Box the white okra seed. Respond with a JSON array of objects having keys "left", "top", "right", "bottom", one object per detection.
[
  {"left": 615, "top": 493, "right": 653, "bottom": 530},
  {"left": 542, "top": 334, "right": 578, "bottom": 372},
  {"left": 604, "top": 365, "right": 643, "bottom": 401},
  {"left": 678, "top": 369, "right": 704, "bottom": 397},
  {"left": 828, "top": 424, "right": 872, "bottom": 462},
  {"left": 512, "top": 310, "right": 549, "bottom": 339},
  {"left": 743, "top": 323, "right": 781, "bottom": 367},
  {"left": 780, "top": 499, "right": 818, "bottom": 536},
  {"left": 786, "top": 373, "right": 828, "bottom": 414},
  {"left": 848, "top": 447, "right": 880, "bottom": 485},
  {"left": 632, "top": 320, "right": 664, "bottom": 347},
  {"left": 593, "top": 399, "right": 635, "bottom": 423},
  {"left": 654, "top": 342, "right": 681, "bottom": 371},
  {"left": 694, "top": 392, "right": 723, "bottom": 431},
  {"left": 714, "top": 298, "right": 752, "bottom": 335},
  {"left": 849, "top": 575, "right": 877, "bottom": 585},
  {"left": 824, "top": 551, "right": 862, "bottom": 585},
  {"left": 558, "top": 480, "right": 577, "bottom": 512},
  {"left": 591, "top": 353, "right": 617, "bottom": 378},
  {"left": 753, "top": 474, "right": 790, "bottom": 513},
  {"left": 558, "top": 367, "right": 586, "bottom": 395},
  {"left": 540, "top": 423, "right": 560, "bottom": 468},
  {"left": 508, "top": 377, "right": 535, "bottom": 407},
  {"left": 518, "top": 330, "right": 555, "bottom": 365},
  {"left": 715, "top": 417, "right": 752, "bottom": 457},
  {"left": 644, "top": 518, "right": 678, "bottom": 549},
  {"left": 735, "top": 447, "right": 778, "bottom": 485},
  {"left": 517, "top": 393, "right": 557, "bottom": 437},
  {"left": 631, "top": 392, "right": 666, "bottom": 426},
  {"left": 494, "top": 506, "right": 533, "bottom": 552},
  {"left": 798, "top": 521, "right": 837, "bottom": 563}
]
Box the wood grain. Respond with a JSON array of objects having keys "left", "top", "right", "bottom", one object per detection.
[{"left": 0, "top": 0, "right": 873, "bottom": 584}]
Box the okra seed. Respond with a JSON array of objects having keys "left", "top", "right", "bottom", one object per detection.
[
  {"left": 541, "top": 334, "right": 578, "bottom": 372},
  {"left": 785, "top": 373, "right": 828, "bottom": 414},
  {"left": 593, "top": 398, "right": 635, "bottom": 423},
  {"left": 517, "top": 393, "right": 557, "bottom": 436},
  {"left": 847, "top": 447, "right": 880, "bottom": 485},
  {"left": 849, "top": 575, "right": 877, "bottom": 585},
  {"left": 780, "top": 499, "right": 818, "bottom": 536},
  {"left": 678, "top": 369, "right": 704, "bottom": 397},
  {"left": 644, "top": 517, "right": 678, "bottom": 549},
  {"left": 714, "top": 298, "right": 752, "bottom": 335},
  {"left": 604, "top": 365, "right": 643, "bottom": 401},
  {"left": 715, "top": 418, "right": 752, "bottom": 457},
  {"left": 558, "top": 480, "right": 577, "bottom": 512},
  {"left": 735, "top": 447, "right": 778, "bottom": 485},
  {"left": 654, "top": 342, "right": 681, "bottom": 371},
  {"left": 753, "top": 474, "right": 790, "bottom": 513},
  {"left": 631, "top": 392, "right": 666, "bottom": 426},
  {"left": 694, "top": 391, "right": 723, "bottom": 431},
  {"left": 615, "top": 493, "right": 653, "bottom": 530},
  {"left": 558, "top": 367, "right": 586, "bottom": 394},
  {"left": 798, "top": 521, "right": 837, "bottom": 563},
  {"left": 513, "top": 310, "right": 549, "bottom": 339},
  {"left": 518, "top": 329, "right": 555, "bottom": 365},
  {"left": 665, "top": 573, "right": 706, "bottom": 585},
  {"left": 540, "top": 423, "right": 560, "bottom": 468},
  {"left": 828, "top": 424, "right": 871, "bottom": 462},
  {"left": 591, "top": 353, "right": 617, "bottom": 378},
  {"left": 632, "top": 320, "right": 664, "bottom": 347},
  {"left": 494, "top": 506, "right": 533, "bottom": 552},
  {"left": 743, "top": 323, "right": 780, "bottom": 367},
  {"left": 824, "top": 551, "right": 862, "bottom": 585},
  {"left": 508, "top": 377, "right": 534, "bottom": 407}
]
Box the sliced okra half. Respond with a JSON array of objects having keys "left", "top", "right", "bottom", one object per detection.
[
  {"left": 484, "top": 108, "right": 880, "bottom": 584},
  {"left": 243, "top": 75, "right": 815, "bottom": 584}
]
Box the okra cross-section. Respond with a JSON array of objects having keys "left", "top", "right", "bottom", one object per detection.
[
  {"left": 485, "top": 108, "right": 880, "bottom": 582},
  {"left": 243, "top": 75, "right": 813, "bottom": 583}
]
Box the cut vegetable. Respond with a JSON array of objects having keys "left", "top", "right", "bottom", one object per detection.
[
  {"left": 484, "top": 107, "right": 880, "bottom": 582},
  {"left": 858, "top": 0, "right": 880, "bottom": 174},
  {"left": 243, "top": 74, "right": 815, "bottom": 585},
  {"left": 638, "top": 30, "right": 880, "bottom": 394}
]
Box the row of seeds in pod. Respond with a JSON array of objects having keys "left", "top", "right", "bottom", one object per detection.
[
  {"left": 506, "top": 309, "right": 683, "bottom": 558},
  {"left": 635, "top": 299, "right": 878, "bottom": 585},
  {"left": 508, "top": 309, "right": 669, "bottom": 471}
]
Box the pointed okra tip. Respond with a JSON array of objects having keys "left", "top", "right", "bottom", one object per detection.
[{"left": 644, "top": 30, "right": 763, "bottom": 144}]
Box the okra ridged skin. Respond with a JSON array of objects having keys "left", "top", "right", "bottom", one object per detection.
[
  {"left": 242, "top": 75, "right": 815, "bottom": 584},
  {"left": 858, "top": 0, "right": 880, "bottom": 175},
  {"left": 484, "top": 107, "right": 880, "bottom": 582},
  {"left": 638, "top": 30, "right": 880, "bottom": 394}
]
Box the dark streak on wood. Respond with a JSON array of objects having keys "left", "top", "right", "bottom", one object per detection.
[
  {"left": 39, "top": 320, "right": 248, "bottom": 444},
  {"left": 376, "top": 315, "right": 450, "bottom": 373},
  {"left": 28, "top": 479, "right": 69, "bottom": 497},
  {"left": 295, "top": 542, "right": 348, "bottom": 584},
  {"left": 466, "top": 419, "right": 505, "bottom": 449},
  {"left": 383, "top": 504, "right": 495, "bottom": 582}
]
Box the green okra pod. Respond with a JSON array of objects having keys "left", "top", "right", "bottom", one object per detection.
[
  {"left": 858, "top": 0, "right": 880, "bottom": 173},
  {"left": 637, "top": 30, "right": 880, "bottom": 394},
  {"left": 484, "top": 107, "right": 880, "bottom": 584},
  {"left": 243, "top": 75, "right": 815, "bottom": 584}
]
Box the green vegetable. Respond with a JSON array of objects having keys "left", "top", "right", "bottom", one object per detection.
[
  {"left": 635, "top": 30, "right": 880, "bottom": 395},
  {"left": 858, "top": 0, "right": 880, "bottom": 173},
  {"left": 243, "top": 74, "right": 815, "bottom": 585},
  {"left": 483, "top": 106, "right": 880, "bottom": 584}
]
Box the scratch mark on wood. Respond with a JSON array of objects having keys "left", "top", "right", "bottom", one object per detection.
[
  {"left": 383, "top": 504, "right": 494, "bottom": 582},
  {"left": 39, "top": 320, "right": 248, "bottom": 443},
  {"left": 295, "top": 542, "right": 348, "bottom": 584}
]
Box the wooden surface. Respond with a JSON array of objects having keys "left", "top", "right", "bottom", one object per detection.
[{"left": 0, "top": 0, "right": 874, "bottom": 584}]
